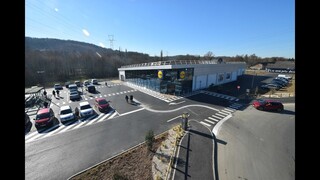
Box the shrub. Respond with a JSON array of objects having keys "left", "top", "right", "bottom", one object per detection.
[{"left": 145, "top": 130, "right": 155, "bottom": 151}]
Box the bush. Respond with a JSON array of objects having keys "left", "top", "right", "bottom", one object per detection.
[{"left": 145, "top": 130, "right": 155, "bottom": 151}]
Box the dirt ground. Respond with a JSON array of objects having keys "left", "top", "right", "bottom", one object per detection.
[{"left": 70, "top": 133, "right": 168, "bottom": 180}]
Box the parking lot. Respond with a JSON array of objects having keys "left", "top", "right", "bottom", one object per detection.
[{"left": 25, "top": 80, "right": 143, "bottom": 137}]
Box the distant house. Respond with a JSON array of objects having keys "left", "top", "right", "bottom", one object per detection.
[
  {"left": 265, "top": 61, "right": 295, "bottom": 73},
  {"left": 249, "top": 63, "right": 263, "bottom": 70}
]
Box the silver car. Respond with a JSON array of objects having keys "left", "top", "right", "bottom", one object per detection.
[{"left": 59, "top": 105, "right": 76, "bottom": 123}]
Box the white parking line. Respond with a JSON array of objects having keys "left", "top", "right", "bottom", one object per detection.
[
  {"left": 73, "top": 121, "right": 86, "bottom": 129},
  {"left": 25, "top": 131, "right": 39, "bottom": 140},
  {"left": 119, "top": 108, "right": 145, "bottom": 116},
  {"left": 59, "top": 122, "right": 79, "bottom": 133},
  {"left": 42, "top": 125, "right": 63, "bottom": 138},
  {"left": 97, "top": 113, "right": 112, "bottom": 122},
  {"left": 108, "top": 112, "right": 117, "bottom": 119},
  {"left": 200, "top": 121, "right": 211, "bottom": 127}
]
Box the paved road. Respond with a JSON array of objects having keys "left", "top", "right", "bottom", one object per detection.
[
  {"left": 215, "top": 103, "right": 295, "bottom": 180},
  {"left": 173, "top": 121, "right": 214, "bottom": 180}
]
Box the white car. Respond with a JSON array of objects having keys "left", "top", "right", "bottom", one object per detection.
[
  {"left": 59, "top": 105, "right": 76, "bottom": 123},
  {"left": 54, "top": 84, "right": 63, "bottom": 90},
  {"left": 91, "top": 79, "right": 98, "bottom": 85},
  {"left": 79, "top": 101, "right": 94, "bottom": 118}
]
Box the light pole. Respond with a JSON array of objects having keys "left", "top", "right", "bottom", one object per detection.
[{"left": 37, "top": 70, "right": 45, "bottom": 89}]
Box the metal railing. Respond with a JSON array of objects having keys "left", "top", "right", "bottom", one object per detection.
[{"left": 120, "top": 60, "right": 245, "bottom": 68}]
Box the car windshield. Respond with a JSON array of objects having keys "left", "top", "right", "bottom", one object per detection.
[
  {"left": 257, "top": 99, "right": 266, "bottom": 105},
  {"left": 70, "top": 91, "right": 78, "bottom": 95},
  {"left": 80, "top": 104, "right": 91, "bottom": 110},
  {"left": 61, "top": 109, "right": 72, "bottom": 115},
  {"left": 36, "top": 112, "right": 50, "bottom": 120},
  {"left": 98, "top": 99, "right": 108, "bottom": 105}
]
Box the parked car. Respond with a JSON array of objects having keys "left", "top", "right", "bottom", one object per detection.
[
  {"left": 252, "top": 99, "right": 284, "bottom": 112},
  {"left": 59, "top": 105, "right": 76, "bottom": 123},
  {"left": 86, "top": 84, "right": 96, "bottom": 93},
  {"left": 83, "top": 80, "right": 90, "bottom": 87},
  {"left": 68, "top": 84, "right": 78, "bottom": 91},
  {"left": 69, "top": 91, "right": 80, "bottom": 101},
  {"left": 54, "top": 84, "right": 63, "bottom": 90},
  {"left": 271, "top": 80, "right": 286, "bottom": 87},
  {"left": 74, "top": 81, "right": 81, "bottom": 87},
  {"left": 91, "top": 79, "right": 98, "bottom": 85},
  {"left": 34, "top": 108, "right": 55, "bottom": 129},
  {"left": 94, "top": 98, "right": 110, "bottom": 112},
  {"left": 260, "top": 83, "right": 281, "bottom": 91},
  {"left": 275, "top": 77, "right": 289, "bottom": 84},
  {"left": 79, "top": 101, "right": 94, "bottom": 118},
  {"left": 25, "top": 112, "right": 31, "bottom": 129},
  {"left": 65, "top": 81, "right": 71, "bottom": 88}
]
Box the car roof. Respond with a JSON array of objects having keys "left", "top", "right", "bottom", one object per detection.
[
  {"left": 79, "top": 101, "right": 90, "bottom": 106},
  {"left": 38, "top": 108, "right": 50, "bottom": 114},
  {"left": 96, "top": 97, "right": 106, "bottom": 102},
  {"left": 60, "top": 105, "right": 71, "bottom": 111}
]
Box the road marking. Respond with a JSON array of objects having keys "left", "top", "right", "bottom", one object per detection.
[
  {"left": 25, "top": 133, "right": 43, "bottom": 143},
  {"left": 108, "top": 94, "right": 111, "bottom": 96},
  {"left": 169, "top": 101, "right": 186, "bottom": 105},
  {"left": 215, "top": 113, "right": 225, "bottom": 118},
  {"left": 97, "top": 113, "right": 112, "bottom": 122},
  {"left": 99, "top": 95, "right": 102, "bottom": 98},
  {"left": 62, "top": 102, "right": 66, "bottom": 104},
  {"left": 218, "top": 111, "right": 230, "bottom": 116},
  {"left": 204, "top": 119, "right": 216, "bottom": 125},
  {"left": 167, "top": 115, "right": 181, "bottom": 122},
  {"left": 208, "top": 117, "right": 219, "bottom": 122},
  {"left": 108, "top": 111, "right": 117, "bottom": 119},
  {"left": 59, "top": 122, "right": 79, "bottom": 133},
  {"left": 212, "top": 114, "right": 232, "bottom": 135},
  {"left": 112, "top": 93, "right": 115, "bottom": 95},
  {"left": 42, "top": 125, "right": 63, "bottom": 138},
  {"left": 104, "top": 95, "right": 107, "bottom": 97},
  {"left": 119, "top": 108, "right": 145, "bottom": 116},
  {"left": 200, "top": 121, "right": 211, "bottom": 127},
  {"left": 221, "top": 110, "right": 232, "bottom": 114},
  {"left": 73, "top": 121, "right": 87, "bottom": 129},
  {"left": 25, "top": 131, "right": 39, "bottom": 140},
  {"left": 86, "top": 113, "right": 105, "bottom": 125},
  {"left": 223, "top": 108, "right": 234, "bottom": 112}
]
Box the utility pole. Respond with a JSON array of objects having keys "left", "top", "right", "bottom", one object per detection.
[{"left": 108, "top": 35, "right": 115, "bottom": 49}]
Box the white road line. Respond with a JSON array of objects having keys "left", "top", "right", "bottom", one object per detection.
[
  {"left": 90, "top": 97, "right": 93, "bottom": 99},
  {"left": 221, "top": 110, "right": 232, "bottom": 114},
  {"left": 99, "top": 95, "right": 102, "bottom": 98},
  {"left": 218, "top": 111, "right": 230, "bottom": 116},
  {"left": 223, "top": 108, "right": 234, "bottom": 112},
  {"left": 69, "top": 101, "right": 72, "bottom": 103},
  {"left": 208, "top": 117, "right": 219, "bottom": 122},
  {"left": 97, "top": 113, "right": 112, "bottom": 122},
  {"left": 112, "top": 93, "right": 115, "bottom": 95},
  {"left": 215, "top": 113, "right": 225, "bottom": 118},
  {"left": 62, "top": 102, "right": 66, "bottom": 104},
  {"left": 119, "top": 108, "right": 145, "bottom": 116},
  {"left": 200, "top": 121, "right": 211, "bottom": 127},
  {"left": 204, "top": 119, "right": 216, "bottom": 125},
  {"left": 56, "top": 103, "right": 60, "bottom": 105},
  {"left": 116, "top": 93, "right": 119, "bottom": 95},
  {"left": 108, "top": 112, "right": 117, "bottom": 119},
  {"left": 120, "top": 92, "right": 123, "bottom": 94},
  {"left": 73, "top": 121, "right": 87, "bottom": 129},
  {"left": 26, "top": 133, "right": 44, "bottom": 143},
  {"left": 108, "top": 94, "right": 111, "bottom": 96},
  {"left": 25, "top": 131, "right": 39, "bottom": 140},
  {"left": 42, "top": 125, "right": 63, "bottom": 138},
  {"left": 59, "top": 122, "right": 79, "bottom": 133},
  {"left": 123, "top": 91, "right": 127, "bottom": 93},
  {"left": 167, "top": 115, "right": 181, "bottom": 122}
]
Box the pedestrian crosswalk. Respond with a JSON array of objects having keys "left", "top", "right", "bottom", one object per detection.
[
  {"left": 199, "top": 102, "right": 243, "bottom": 129},
  {"left": 25, "top": 110, "right": 118, "bottom": 143}
]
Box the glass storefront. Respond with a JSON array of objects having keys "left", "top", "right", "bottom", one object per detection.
[{"left": 125, "top": 68, "right": 194, "bottom": 95}]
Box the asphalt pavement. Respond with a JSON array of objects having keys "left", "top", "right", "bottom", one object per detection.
[{"left": 172, "top": 121, "right": 214, "bottom": 180}]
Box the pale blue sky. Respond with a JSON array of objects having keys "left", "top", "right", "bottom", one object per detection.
[{"left": 26, "top": 0, "right": 295, "bottom": 58}]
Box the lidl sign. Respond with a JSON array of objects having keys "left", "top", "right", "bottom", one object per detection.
[
  {"left": 158, "top": 70, "right": 163, "bottom": 79},
  {"left": 180, "top": 71, "right": 185, "bottom": 79}
]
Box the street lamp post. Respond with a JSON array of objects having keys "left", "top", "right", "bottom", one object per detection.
[{"left": 37, "top": 70, "right": 45, "bottom": 90}]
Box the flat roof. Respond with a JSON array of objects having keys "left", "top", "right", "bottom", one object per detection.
[{"left": 25, "top": 86, "right": 44, "bottom": 94}]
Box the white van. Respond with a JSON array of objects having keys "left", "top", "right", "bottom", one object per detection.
[{"left": 277, "top": 74, "right": 292, "bottom": 80}]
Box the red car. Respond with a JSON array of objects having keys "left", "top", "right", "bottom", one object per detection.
[
  {"left": 94, "top": 98, "right": 110, "bottom": 112},
  {"left": 34, "top": 108, "right": 55, "bottom": 129},
  {"left": 252, "top": 99, "right": 284, "bottom": 112}
]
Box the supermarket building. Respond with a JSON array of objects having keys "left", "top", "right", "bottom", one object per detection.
[{"left": 118, "top": 59, "right": 246, "bottom": 95}]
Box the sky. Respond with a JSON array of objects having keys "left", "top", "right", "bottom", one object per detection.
[{"left": 26, "top": 0, "right": 295, "bottom": 58}]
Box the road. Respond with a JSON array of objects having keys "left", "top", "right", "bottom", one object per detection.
[
  {"left": 215, "top": 103, "right": 295, "bottom": 180},
  {"left": 25, "top": 82, "right": 240, "bottom": 180}
]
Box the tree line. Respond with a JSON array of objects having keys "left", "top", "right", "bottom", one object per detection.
[{"left": 25, "top": 38, "right": 294, "bottom": 87}]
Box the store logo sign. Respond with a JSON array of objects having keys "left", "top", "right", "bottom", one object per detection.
[
  {"left": 180, "top": 71, "right": 185, "bottom": 79},
  {"left": 158, "top": 70, "right": 163, "bottom": 79}
]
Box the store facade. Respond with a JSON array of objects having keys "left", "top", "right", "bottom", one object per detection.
[{"left": 118, "top": 59, "right": 246, "bottom": 95}]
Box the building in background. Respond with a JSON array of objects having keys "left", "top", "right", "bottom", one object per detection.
[
  {"left": 118, "top": 59, "right": 246, "bottom": 95},
  {"left": 265, "top": 61, "right": 295, "bottom": 73}
]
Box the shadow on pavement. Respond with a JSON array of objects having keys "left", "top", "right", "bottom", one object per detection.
[
  {"left": 212, "top": 133, "right": 220, "bottom": 180},
  {"left": 189, "top": 129, "right": 213, "bottom": 140}
]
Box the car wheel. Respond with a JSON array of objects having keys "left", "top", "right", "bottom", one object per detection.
[{"left": 258, "top": 107, "right": 263, "bottom": 111}]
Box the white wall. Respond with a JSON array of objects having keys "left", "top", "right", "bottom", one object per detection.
[
  {"left": 207, "top": 74, "right": 217, "bottom": 86},
  {"left": 232, "top": 71, "right": 237, "bottom": 81},
  {"left": 194, "top": 75, "right": 207, "bottom": 90}
]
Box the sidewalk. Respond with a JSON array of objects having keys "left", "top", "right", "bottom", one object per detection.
[{"left": 172, "top": 121, "right": 214, "bottom": 180}]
